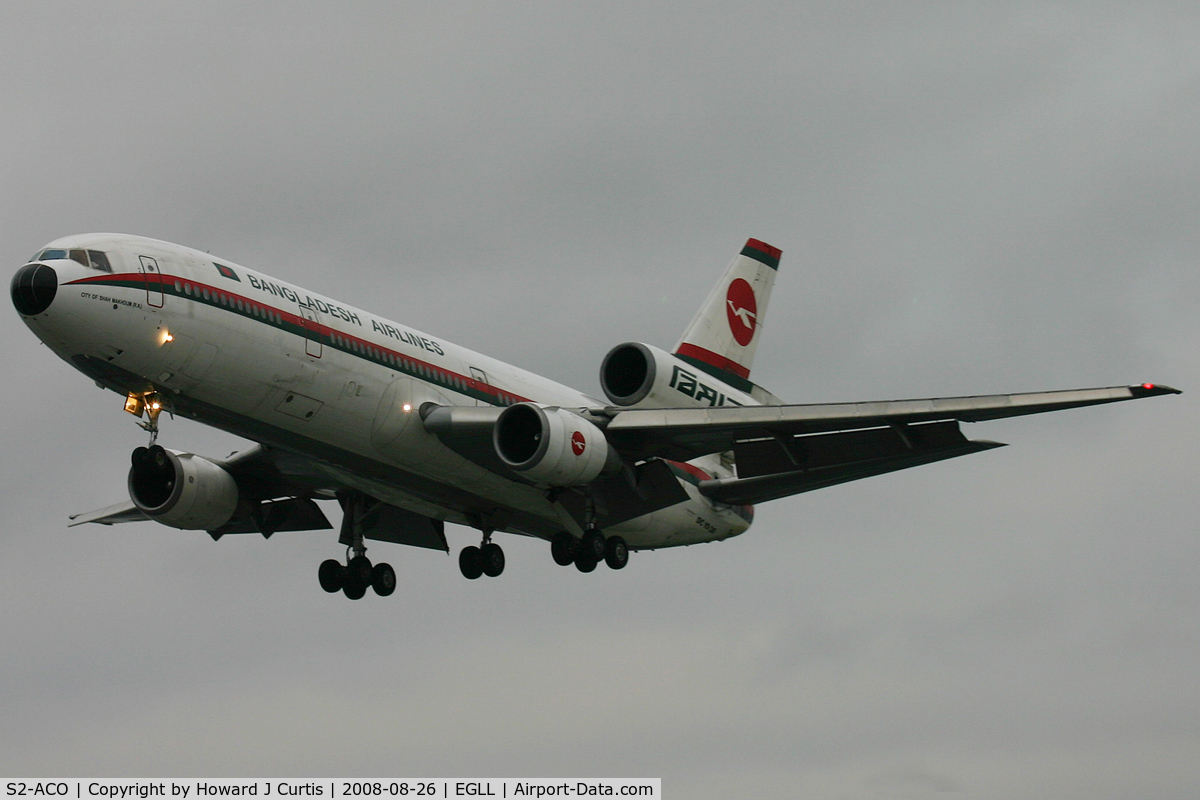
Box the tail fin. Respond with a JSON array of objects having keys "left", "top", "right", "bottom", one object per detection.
[{"left": 673, "top": 238, "right": 780, "bottom": 392}]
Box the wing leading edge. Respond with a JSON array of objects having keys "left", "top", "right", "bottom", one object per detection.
[{"left": 603, "top": 383, "right": 1180, "bottom": 505}]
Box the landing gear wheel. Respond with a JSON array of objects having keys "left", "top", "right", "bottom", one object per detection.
[
  {"left": 481, "top": 543, "right": 505, "bottom": 577},
  {"left": 371, "top": 562, "right": 396, "bottom": 596},
  {"left": 459, "top": 546, "right": 483, "bottom": 580},
  {"left": 342, "top": 580, "right": 367, "bottom": 600},
  {"left": 318, "top": 559, "right": 344, "bottom": 592},
  {"left": 347, "top": 554, "right": 373, "bottom": 586},
  {"left": 580, "top": 529, "right": 606, "bottom": 562},
  {"left": 575, "top": 555, "right": 598, "bottom": 573},
  {"left": 604, "top": 535, "right": 629, "bottom": 570},
  {"left": 551, "top": 532, "right": 577, "bottom": 566}
]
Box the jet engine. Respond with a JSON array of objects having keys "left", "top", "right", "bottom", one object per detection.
[
  {"left": 600, "top": 341, "right": 758, "bottom": 409},
  {"left": 493, "top": 403, "right": 617, "bottom": 486},
  {"left": 128, "top": 446, "right": 239, "bottom": 531}
]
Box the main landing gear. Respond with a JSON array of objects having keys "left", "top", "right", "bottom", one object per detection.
[
  {"left": 319, "top": 554, "right": 396, "bottom": 599},
  {"left": 551, "top": 529, "right": 629, "bottom": 573},
  {"left": 321, "top": 491, "right": 396, "bottom": 599},
  {"left": 459, "top": 531, "right": 505, "bottom": 580}
]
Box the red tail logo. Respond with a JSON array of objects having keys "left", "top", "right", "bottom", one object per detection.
[
  {"left": 570, "top": 430, "right": 586, "bottom": 456},
  {"left": 725, "top": 279, "right": 758, "bottom": 346}
]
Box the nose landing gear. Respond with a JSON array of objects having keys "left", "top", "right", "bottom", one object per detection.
[{"left": 124, "top": 391, "right": 168, "bottom": 446}]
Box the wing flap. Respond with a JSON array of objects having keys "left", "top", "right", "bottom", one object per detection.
[
  {"left": 210, "top": 496, "right": 333, "bottom": 538},
  {"left": 733, "top": 419, "right": 971, "bottom": 478},
  {"left": 338, "top": 500, "right": 449, "bottom": 552},
  {"left": 701, "top": 439, "right": 1005, "bottom": 505}
]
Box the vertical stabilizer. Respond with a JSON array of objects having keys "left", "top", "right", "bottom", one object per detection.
[{"left": 673, "top": 238, "right": 780, "bottom": 392}]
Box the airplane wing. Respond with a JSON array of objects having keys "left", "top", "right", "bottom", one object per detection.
[
  {"left": 66, "top": 443, "right": 449, "bottom": 549},
  {"left": 69, "top": 443, "right": 337, "bottom": 537},
  {"left": 603, "top": 383, "right": 1180, "bottom": 505}
]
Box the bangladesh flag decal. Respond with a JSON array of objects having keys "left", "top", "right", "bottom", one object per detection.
[{"left": 214, "top": 263, "right": 241, "bottom": 281}]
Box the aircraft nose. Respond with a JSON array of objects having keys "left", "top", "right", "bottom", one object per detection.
[{"left": 11, "top": 262, "right": 58, "bottom": 316}]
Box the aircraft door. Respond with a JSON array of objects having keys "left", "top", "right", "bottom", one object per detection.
[
  {"left": 138, "top": 255, "right": 164, "bottom": 308},
  {"left": 469, "top": 367, "right": 489, "bottom": 406},
  {"left": 299, "top": 305, "right": 322, "bottom": 358}
]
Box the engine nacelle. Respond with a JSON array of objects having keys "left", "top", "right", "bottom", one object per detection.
[
  {"left": 493, "top": 403, "right": 616, "bottom": 486},
  {"left": 600, "top": 341, "right": 758, "bottom": 408},
  {"left": 128, "top": 446, "right": 239, "bottom": 531}
]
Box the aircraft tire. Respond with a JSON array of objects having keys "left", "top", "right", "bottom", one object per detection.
[
  {"left": 347, "top": 555, "right": 373, "bottom": 586},
  {"left": 604, "top": 536, "right": 629, "bottom": 570},
  {"left": 343, "top": 580, "right": 367, "bottom": 600},
  {"left": 371, "top": 562, "right": 397, "bottom": 596},
  {"left": 574, "top": 555, "right": 598, "bottom": 573},
  {"left": 459, "top": 546, "right": 484, "bottom": 580},
  {"left": 481, "top": 543, "right": 505, "bottom": 577},
  {"left": 580, "top": 529, "right": 606, "bottom": 562},
  {"left": 318, "top": 559, "right": 344, "bottom": 592},
  {"left": 551, "top": 532, "right": 576, "bottom": 566}
]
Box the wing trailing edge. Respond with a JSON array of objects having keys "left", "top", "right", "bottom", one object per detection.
[{"left": 700, "top": 431, "right": 1004, "bottom": 505}]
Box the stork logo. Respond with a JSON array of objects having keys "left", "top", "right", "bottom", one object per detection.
[
  {"left": 725, "top": 278, "right": 757, "bottom": 346},
  {"left": 570, "top": 430, "right": 586, "bottom": 456}
]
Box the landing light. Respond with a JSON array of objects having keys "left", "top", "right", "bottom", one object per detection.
[
  {"left": 125, "top": 392, "right": 164, "bottom": 421},
  {"left": 124, "top": 394, "right": 145, "bottom": 418},
  {"left": 402, "top": 403, "right": 412, "bottom": 413}
]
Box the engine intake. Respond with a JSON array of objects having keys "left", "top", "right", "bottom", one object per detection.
[
  {"left": 600, "top": 341, "right": 758, "bottom": 409},
  {"left": 600, "top": 342, "right": 657, "bottom": 406},
  {"left": 493, "top": 403, "right": 616, "bottom": 486},
  {"left": 128, "top": 446, "right": 239, "bottom": 531}
]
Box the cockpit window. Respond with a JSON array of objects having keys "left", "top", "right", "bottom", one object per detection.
[
  {"left": 87, "top": 250, "right": 112, "bottom": 272},
  {"left": 30, "top": 247, "right": 112, "bottom": 272}
]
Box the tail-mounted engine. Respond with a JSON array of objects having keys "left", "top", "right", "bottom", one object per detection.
[
  {"left": 600, "top": 342, "right": 759, "bottom": 409},
  {"left": 128, "top": 445, "right": 239, "bottom": 530},
  {"left": 493, "top": 403, "right": 620, "bottom": 487}
]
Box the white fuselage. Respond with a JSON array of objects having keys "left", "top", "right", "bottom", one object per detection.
[{"left": 19, "top": 234, "right": 752, "bottom": 548}]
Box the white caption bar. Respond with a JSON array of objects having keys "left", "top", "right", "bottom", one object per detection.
[{"left": 2, "top": 781, "right": 661, "bottom": 800}]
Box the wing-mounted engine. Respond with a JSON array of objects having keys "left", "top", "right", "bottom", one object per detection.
[
  {"left": 493, "top": 403, "right": 621, "bottom": 487},
  {"left": 600, "top": 342, "right": 763, "bottom": 409},
  {"left": 128, "top": 445, "right": 239, "bottom": 530}
]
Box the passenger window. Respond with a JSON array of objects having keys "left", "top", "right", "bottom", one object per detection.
[
  {"left": 70, "top": 250, "right": 89, "bottom": 266},
  {"left": 87, "top": 251, "right": 113, "bottom": 272}
]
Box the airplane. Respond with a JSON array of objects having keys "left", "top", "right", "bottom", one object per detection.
[{"left": 11, "top": 234, "right": 1180, "bottom": 598}]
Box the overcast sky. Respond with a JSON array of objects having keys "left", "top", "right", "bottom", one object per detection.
[{"left": 2, "top": 3, "right": 1198, "bottom": 798}]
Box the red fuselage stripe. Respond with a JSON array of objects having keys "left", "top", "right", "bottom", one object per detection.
[
  {"left": 67, "top": 273, "right": 532, "bottom": 406},
  {"left": 674, "top": 342, "right": 751, "bottom": 379}
]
